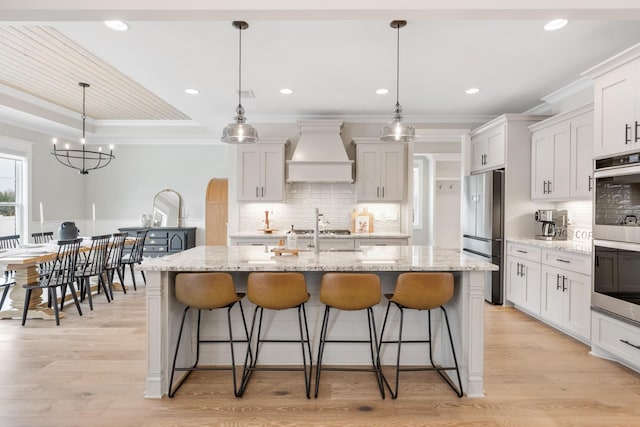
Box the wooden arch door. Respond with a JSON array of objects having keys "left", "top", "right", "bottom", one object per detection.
[{"left": 205, "top": 178, "right": 228, "bottom": 245}]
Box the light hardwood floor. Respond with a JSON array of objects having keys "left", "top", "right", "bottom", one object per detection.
[{"left": 1, "top": 285, "right": 639, "bottom": 427}]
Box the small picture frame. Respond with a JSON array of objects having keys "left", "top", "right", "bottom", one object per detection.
[{"left": 356, "top": 215, "right": 370, "bottom": 233}]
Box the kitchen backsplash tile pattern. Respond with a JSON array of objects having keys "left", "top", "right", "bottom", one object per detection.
[
  {"left": 556, "top": 200, "right": 592, "bottom": 240},
  {"left": 238, "top": 183, "right": 402, "bottom": 233}
]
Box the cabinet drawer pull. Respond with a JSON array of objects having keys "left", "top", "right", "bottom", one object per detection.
[
  {"left": 620, "top": 339, "right": 640, "bottom": 350},
  {"left": 556, "top": 258, "right": 570, "bottom": 264},
  {"left": 626, "top": 124, "right": 631, "bottom": 144},
  {"left": 516, "top": 249, "right": 528, "bottom": 254}
]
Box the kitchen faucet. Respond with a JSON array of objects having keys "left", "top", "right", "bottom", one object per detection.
[{"left": 313, "top": 208, "right": 320, "bottom": 254}]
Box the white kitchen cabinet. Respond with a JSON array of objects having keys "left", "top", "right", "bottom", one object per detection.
[
  {"left": 237, "top": 142, "right": 285, "bottom": 202},
  {"left": 355, "top": 142, "right": 405, "bottom": 202},
  {"left": 355, "top": 237, "right": 409, "bottom": 247},
  {"left": 470, "top": 124, "right": 506, "bottom": 173},
  {"left": 506, "top": 242, "right": 542, "bottom": 315},
  {"left": 583, "top": 47, "right": 640, "bottom": 158},
  {"left": 507, "top": 242, "right": 591, "bottom": 343},
  {"left": 529, "top": 105, "right": 593, "bottom": 200},
  {"left": 591, "top": 310, "right": 640, "bottom": 372},
  {"left": 540, "top": 264, "right": 591, "bottom": 343}
]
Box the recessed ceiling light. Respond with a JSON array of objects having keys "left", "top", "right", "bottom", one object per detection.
[
  {"left": 465, "top": 88, "right": 480, "bottom": 95},
  {"left": 280, "top": 88, "right": 294, "bottom": 95},
  {"left": 104, "top": 20, "right": 129, "bottom": 31},
  {"left": 544, "top": 19, "right": 568, "bottom": 31},
  {"left": 376, "top": 88, "right": 389, "bottom": 95},
  {"left": 184, "top": 88, "right": 200, "bottom": 95}
]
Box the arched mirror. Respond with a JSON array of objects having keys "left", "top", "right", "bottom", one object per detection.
[{"left": 152, "top": 189, "right": 181, "bottom": 227}]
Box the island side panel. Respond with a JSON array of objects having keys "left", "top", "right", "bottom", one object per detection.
[{"left": 145, "top": 270, "right": 164, "bottom": 398}]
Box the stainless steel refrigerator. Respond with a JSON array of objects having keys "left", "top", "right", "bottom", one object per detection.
[{"left": 462, "top": 169, "right": 504, "bottom": 304}]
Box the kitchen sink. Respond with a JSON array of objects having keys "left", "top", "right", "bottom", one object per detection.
[{"left": 294, "top": 229, "right": 351, "bottom": 236}]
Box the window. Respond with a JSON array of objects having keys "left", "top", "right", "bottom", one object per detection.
[{"left": 0, "top": 155, "right": 24, "bottom": 237}]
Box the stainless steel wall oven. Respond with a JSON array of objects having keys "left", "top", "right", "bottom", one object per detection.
[{"left": 593, "top": 152, "right": 640, "bottom": 324}]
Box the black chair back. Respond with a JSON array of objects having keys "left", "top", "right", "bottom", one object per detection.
[
  {"left": 44, "top": 238, "right": 82, "bottom": 288},
  {"left": 128, "top": 230, "right": 148, "bottom": 263},
  {"left": 106, "top": 232, "right": 127, "bottom": 271},
  {"left": 0, "top": 235, "right": 20, "bottom": 249},
  {"left": 77, "top": 235, "right": 111, "bottom": 277},
  {"left": 32, "top": 232, "right": 54, "bottom": 244}
]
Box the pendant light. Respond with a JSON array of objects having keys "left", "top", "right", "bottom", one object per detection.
[
  {"left": 379, "top": 20, "right": 415, "bottom": 142},
  {"left": 51, "top": 82, "right": 115, "bottom": 174},
  {"left": 221, "top": 21, "right": 258, "bottom": 144}
]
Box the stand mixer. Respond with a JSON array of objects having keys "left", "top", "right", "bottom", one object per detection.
[{"left": 534, "top": 209, "right": 568, "bottom": 241}]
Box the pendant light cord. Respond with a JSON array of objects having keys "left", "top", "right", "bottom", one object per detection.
[
  {"left": 238, "top": 25, "right": 242, "bottom": 107},
  {"left": 82, "top": 84, "right": 86, "bottom": 140},
  {"left": 395, "top": 23, "right": 400, "bottom": 107}
]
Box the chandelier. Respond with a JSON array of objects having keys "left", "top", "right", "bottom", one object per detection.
[
  {"left": 221, "top": 21, "right": 258, "bottom": 144},
  {"left": 379, "top": 20, "right": 416, "bottom": 142},
  {"left": 51, "top": 82, "right": 115, "bottom": 174}
]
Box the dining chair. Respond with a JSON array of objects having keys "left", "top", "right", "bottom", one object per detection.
[
  {"left": 0, "top": 275, "right": 14, "bottom": 310},
  {"left": 22, "top": 238, "right": 83, "bottom": 326},
  {"left": 104, "top": 232, "right": 128, "bottom": 297},
  {"left": 120, "top": 230, "right": 148, "bottom": 290},
  {"left": 32, "top": 232, "right": 54, "bottom": 244},
  {"left": 0, "top": 234, "right": 20, "bottom": 250},
  {"left": 72, "top": 234, "right": 112, "bottom": 311},
  {"left": 0, "top": 234, "right": 21, "bottom": 285}
]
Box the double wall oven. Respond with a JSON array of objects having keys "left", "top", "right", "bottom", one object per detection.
[{"left": 593, "top": 153, "right": 640, "bottom": 324}]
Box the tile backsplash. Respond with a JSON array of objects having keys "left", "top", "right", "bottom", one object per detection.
[
  {"left": 555, "top": 200, "right": 592, "bottom": 241},
  {"left": 238, "top": 182, "right": 402, "bottom": 233}
]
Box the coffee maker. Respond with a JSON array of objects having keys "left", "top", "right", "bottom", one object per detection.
[{"left": 534, "top": 209, "right": 568, "bottom": 240}]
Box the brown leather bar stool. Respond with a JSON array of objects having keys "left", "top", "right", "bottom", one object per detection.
[
  {"left": 379, "top": 272, "right": 463, "bottom": 398},
  {"left": 314, "top": 272, "right": 385, "bottom": 399},
  {"left": 169, "top": 272, "right": 249, "bottom": 397},
  {"left": 238, "top": 272, "right": 313, "bottom": 398}
]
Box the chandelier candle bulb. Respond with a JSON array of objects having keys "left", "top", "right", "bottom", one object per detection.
[
  {"left": 92, "top": 203, "right": 96, "bottom": 222},
  {"left": 39, "top": 202, "right": 44, "bottom": 225}
]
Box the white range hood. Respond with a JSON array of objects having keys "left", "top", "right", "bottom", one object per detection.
[{"left": 286, "top": 120, "right": 354, "bottom": 183}]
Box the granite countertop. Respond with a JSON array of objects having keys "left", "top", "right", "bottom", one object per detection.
[
  {"left": 229, "top": 232, "right": 411, "bottom": 240},
  {"left": 139, "top": 245, "right": 498, "bottom": 272},
  {"left": 507, "top": 238, "right": 592, "bottom": 255}
]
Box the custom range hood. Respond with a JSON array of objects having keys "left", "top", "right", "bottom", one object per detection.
[{"left": 287, "top": 120, "right": 354, "bottom": 183}]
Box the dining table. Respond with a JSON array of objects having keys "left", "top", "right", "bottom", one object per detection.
[{"left": 0, "top": 237, "right": 132, "bottom": 321}]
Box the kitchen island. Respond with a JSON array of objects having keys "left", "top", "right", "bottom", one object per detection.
[{"left": 139, "top": 245, "right": 498, "bottom": 399}]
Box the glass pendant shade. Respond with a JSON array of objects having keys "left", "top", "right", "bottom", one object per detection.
[
  {"left": 380, "top": 20, "right": 416, "bottom": 143},
  {"left": 221, "top": 21, "right": 258, "bottom": 144},
  {"left": 221, "top": 104, "right": 258, "bottom": 144},
  {"left": 379, "top": 102, "right": 415, "bottom": 142}
]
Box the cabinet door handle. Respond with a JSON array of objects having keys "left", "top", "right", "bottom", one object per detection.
[
  {"left": 556, "top": 258, "right": 570, "bottom": 264},
  {"left": 261, "top": 187, "right": 264, "bottom": 197},
  {"left": 543, "top": 181, "right": 547, "bottom": 194},
  {"left": 636, "top": 121, "right": 639, "bottom": 142},
  {"left": 620, "top": 339, "right": 640, "bottom": 350},
  {"left": 516, "top": 262, "right": 521, "bottom": 277},
  {"left": 562, "top": 275, "right": 567, "bottom": 292},
  {"left": 548, "top": 181, "right": 552, "bottom": 194},
  {"left": 556, "top": 274, "right": 561, "bottom": 290},
  {"left": 626, "top": 124, "right": 631, "bottom": 144},
  {"left": 377, "top": 187, "right": 380, "bottom": 198},
  {"left": 382, "top": 187, "right": 385, "bottom": 198},
  {"left": 588, "top": 175, "right": 593, "bottom": 192},
  {"left": 256, "top": 187, "right": 259, "bottom": 197}
]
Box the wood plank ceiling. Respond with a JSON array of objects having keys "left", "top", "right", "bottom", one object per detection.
[{"left": 0, "top": 26, "right": 189, "bottom": 120}]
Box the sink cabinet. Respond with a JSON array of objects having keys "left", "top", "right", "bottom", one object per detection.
[{"left": 237, "top": 142, "right": 286, "bottom": 202}]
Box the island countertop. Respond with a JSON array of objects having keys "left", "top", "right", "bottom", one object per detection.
[
  {"left": 139, "top": 245, "right": 499, "bottom": 273},
  {"left": 141, "top": 245, "right": 494, "bottom": 399}
]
